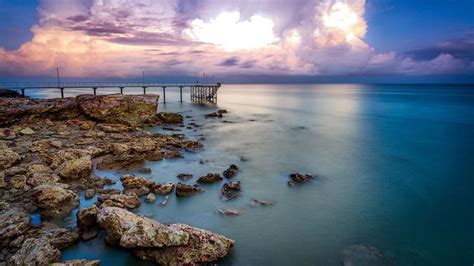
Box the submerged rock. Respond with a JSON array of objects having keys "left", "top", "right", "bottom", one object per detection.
[
  {"left": 177, "top": 173, "right": 193, "bottom": 180},
  {"left": 197, "top": 173, "right": 223, "bottom": 184},
  {"left": 221, "top": 181, "right": 241, "bottom": 201},
  {"left": 288, "top": 172, "right": 315, "bottom": 185},
  {"left": 223, "top": 164, "right": 239, "bottom": 178},
  {"left": 342, "top": 244, "right": 395, "bottom": 266},
  {"left": 97, "top": 207, "right": 234, "bottom": 265},
  {"left": 217, "top": 208, "right": 240, "bottom": 216},
  {"left": 157, "top": 112, "right": 184, "bottom": 124},
  {"left": 10, "top": 237, "right": 61, "bottom": 265},
  {"left": 250, "top": 198, "right": 274, "bottom": 207},
  {"left": 175, "top": 183, "right": 204, "bottom": 197},
  {"left": 138, "top": 167, "right": 152, "bottom": 174}
]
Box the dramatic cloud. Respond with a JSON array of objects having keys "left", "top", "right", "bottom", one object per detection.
[{"left": 0, "top": 0, "right": 472, "bottom": 78}]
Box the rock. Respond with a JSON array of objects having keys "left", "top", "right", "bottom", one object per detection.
[
  {"left": 0, "top": 201, "right": 9, "bottom": 211},
  {"left": 250, "top": 198, "right": 274, "bottom": 207},
  {"left": 20, "top": 127, "right": 35, "bottom": 135},
  {"left": 0, "top": 128, "right": 16, "bottom": 140},
  {"left": 221, "top": 181, "right": 241, "bottom": 201},
  {"left": 154, "top": 182, "right": 175, "bottom": 195},
  {"left": 145, "top": 193, "right": 156, "bottom": 203},
  {"left": 240, "top": 156, "right": 248, "bottom": 161},
  {"left": 177, "top": 173, "right": 193, "bottom": 180},
  {"left": 125, "top": 187, "right": 150, "bottom": 197},
  {"left": 0, "top": 148, "right": 21, "bottom": 170},
  {"left": 197, "top": 173, "right": 223, "bottom": 184},
  {"left": 102, "top": 194, "right": 141, "bottom": 209},
  {"left": 51, "top": 259, "right": 101, "bottom": 266},
  {"left": 0, "top": 208, "right": 30, "bottom": 247},
  {"left": 5, "top": 166, "right": 27, "bottom": 177},
  {"left": 217, "top": 208, "right": 240, "bottom": 216},
  {"left": 223, "top": 164, "right": 239, "bottom": 178},
  {"left": 217, "top": 109, "right": 228, "bottom": 114},
  {"left": 31, "top": 185, "right": 79, "bottom": 218},
  {"left": 289, "top": 173, "right": 315, "bottom": 183},
  {"left": 96, "top": 123, "right": 131, "bottom": 133},
  {"left": 157, "top": 112, "right": 184, "bottom": 124},
  {"left": 41, "top": 227, "right": 80, "bottom": 249},
  {"left": 134, "top": 223, "right": 234, "bottom": 265},
  {"left": 175, "top": 183, "right": 204, "bottom": 197},
  {"left": 27, "top": 173, "right": 61, "bottom": 187},
  {"left": 77, "top": 205, "right": 99, "bottom": 241},
  {"left": 56, "top": 155, "right": 92, "bottom": 180},
  {"left": 0, "top": 88, "right": 23, "bottom": 98},
  {"left": 97, "top": 207, "right": 233, "bottom": 265},
  {"left": 10, "top": 237, "right": 61, "bottom": 265},
  {"left": 9, "top": 175, "right": 28, "bottom": 190},
  {"left": 84, "top": 189, "right": 96, "bottom": 199},
  {"left": 27, "top": 164, "right": 53, "bottom": 175},
  {"left": 342, "top": 244, "right": 395, "bottom": 266},
  {"left": 205, "top": 112, "right": 222, "bottom": 119},
  {"left": 138, "top": 167, "right": 152, "bottom": 174},
  {"left": 75, "top": 94, "right": 158, "bottom": 127},
  {"left": 120, "top": 174, "right": 155, "bottom": 190}
]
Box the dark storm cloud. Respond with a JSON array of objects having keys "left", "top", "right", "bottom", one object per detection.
[
  {"left": 405, "top": 32, "right": 474, "bottom": 60},
  {"left": 217, "top": 57, "right": 240, "bottom": 66}
]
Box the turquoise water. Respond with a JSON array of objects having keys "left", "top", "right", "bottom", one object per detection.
[{"left": 48, "top": 84, "right": 474, "bottom": 265}]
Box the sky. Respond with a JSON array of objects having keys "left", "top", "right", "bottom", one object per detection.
[{"left": 0, "top": 0, "right": 473, "bottom": 83}]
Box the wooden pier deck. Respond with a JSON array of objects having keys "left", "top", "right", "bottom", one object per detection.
[{"left": 0, "top": 82, "right": 222, "bottom": 103}]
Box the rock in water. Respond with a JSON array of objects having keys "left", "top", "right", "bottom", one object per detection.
[
  {"left": 157, "top": 112, "right": 184, "bottom": 124},
  {"left": 77, "top": 205, "right": 99, "bottom": 241},
  {"left": 342, "top": 244, "right": 395, "bottom": 266},
  {"left": 145, "top": 193, "right": 156, "bottom": 203},
  {"left": 154, "top": 182, "right": 175, "bottom": 195},
  {"left": 221, "top": 181, "right": 241, "bottom": 201},
  {"left": 10, "top": 237, "right": 61, "bottom": 265},
  {"left": 217, "top": 208, "right": 240, "bottom": 216},
  {"left": 288, "top": 173, "right": 315, "bottom": 184},
  {"left": 31, "top": 185, "right": 79, "bottom": 218},
  {"left": 97, "top": 207, "right": 234, "bottom": 265},
  {"left": 223, "top": 164, "right": 239, "bottom": 178},
  {"left": 101, "top": 194, "right": 141, "bottom": 209},
  {"left": 51, "top": 259, "right": 101, "bottom": 266},
  {"left": 177, "top": 173, "right": 193, "bottom": 180},
  {"left": 175, "top": 183, "right": 204, "bottom": 197},
  {"left": 75, "top": 94, "right": 158, "bottom": 127},
  {"left": 197, "top": 173, "right": 223, "bottom": 184}
]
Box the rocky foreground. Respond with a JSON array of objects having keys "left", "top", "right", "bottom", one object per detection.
[{"left": 0, "top": 94, "right": 233, "bottom": 265}]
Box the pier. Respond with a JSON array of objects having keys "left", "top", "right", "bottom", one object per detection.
[{"left": 0, "top": 82, "right": 221, "bottom": 103}]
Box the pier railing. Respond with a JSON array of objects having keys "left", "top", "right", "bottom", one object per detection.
[{"left": 0, "top": 82, "right": 221, "bottom": 103}]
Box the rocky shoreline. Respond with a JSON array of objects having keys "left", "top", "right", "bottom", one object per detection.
[{"left": 0, "top": 94, "right": 234, "bottom": 265}]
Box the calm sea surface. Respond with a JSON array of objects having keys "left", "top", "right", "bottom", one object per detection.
[{"left": 31, "top": 84, "right": 474, "bottom": 265}]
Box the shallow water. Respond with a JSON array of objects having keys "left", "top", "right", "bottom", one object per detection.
[{"left": 31, "top": 84, "right": 474, "bottom": 265}]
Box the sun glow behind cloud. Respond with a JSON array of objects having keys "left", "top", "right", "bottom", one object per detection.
[{"left": 184, "top": 12, "right": 278, "bottom": 51}]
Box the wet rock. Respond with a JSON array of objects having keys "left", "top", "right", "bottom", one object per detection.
[
  {"left": 217, "top": 109, "right": 228, "bottom": 114},
  {"left": 77, "top": 205, "right": 99, "bottom": 241},
  {"left": 56, "top": 155, "right": 92, "bottom": 180},
  {"left": 0, "top": 88, "right": 23, "bottom": 98},
  {"left": 250, "top": 198, "right": 274, "bottom": 207},
  {"left": 28, "top": 173, "right": 61, "bottom": 187},
  {"left": 51, "top": 259, "right": 101, "bottom": 266},
  {"left": 0, "top": 208, "right": 30, "bottom": 247},
  {"left": 41, "top": 227, "right": 80, "bottom": 249},
  {"left": 342, "top": 244, "right": 395, "bottom": 266},
  {"left": 120, "top": 174, "right": 155, "bottom": 190},
  {"left": 221, "top": 181, "right": 241, "bottom": 201},
  {"left": 197, "top": 173, "right": 223, "bottom": 184},
  {"left": 125, "top": 187, "right": 150, "bottom": 197},
  {"left": 154, "top": 182, "right": 175, "bottom": 195},
  {"left": 157, "top": 112, "right": 184, "bottom": 124},
  {"left": 75, "top": 94, "right": 158, "bottom": 127},
  {"left": 138, "top": 167, "right": 152, "bottom": 174},
  {"left": 205, "top": 112, "right": 223, "bottom": 119},
  {"left": 0, "top": 148, "right": 21, "bottom": 170},
  {"left": 175, "top": 183, "right": 204, "bottom": 197},
  {"left": 223, "top": 164, "right": 239, "bottom": 178},
  {"left": 177, "top": 173, "right": 193, "bottom": 180},
  {"left": 145, "top": 193, "right": 156, "bottom": 203},
  {"left": 84, "top": 189, "right": 96, "bottom": 200},
  {"left": 97, "top": 207, "right": 234, "bottom": 265},
  {"left": 217, "top": 208, "right": 240, "bottom": 216},
  {"left": 10, "top": 237, "right": 61, "bottom": 265},
  {"left": 102, "top": 194, "right": 141, "bottom": 209},
  {"left": 289, "top": 173, "right": 315, "bottom": 184},
  {"left": 240, "top": 156, "right": 248, "bottom": 162},
  {"left": 31, "top": 185, "right": 80, "bottom": 218},
  {"left": 20, "top": 127, "right": 35, "bottom": 135}
]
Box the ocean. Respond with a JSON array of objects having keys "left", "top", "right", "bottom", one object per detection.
[{"left": 41, "top": 84, "right": 474, "bottom": 265}]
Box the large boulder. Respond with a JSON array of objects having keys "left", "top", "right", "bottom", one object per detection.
[
  {"left": 97, "top": 207, "right": 234, "bottom": 265},
  {"left": 31, "top": 185, "right": 80, "bottom": 218},
  {"left": 75, "top": 94, "right": 158, "bottom": 127},
  {"left": 9, "top": 237, "right": 61, "bottom": 265}
]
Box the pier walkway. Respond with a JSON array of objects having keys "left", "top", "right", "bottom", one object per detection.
[{"left": 0, "top": 82, "right": 221, "bottom": 103}]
